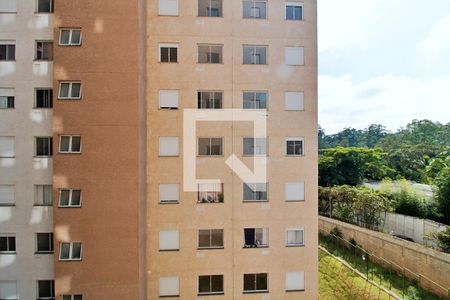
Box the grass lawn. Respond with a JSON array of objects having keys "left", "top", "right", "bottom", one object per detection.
[{"left": 319, "top": 248, "right": 394, "bottom": 300}]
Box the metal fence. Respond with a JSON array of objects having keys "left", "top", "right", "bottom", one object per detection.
[{"left": 319, "top": 228, "right": 450, "bottom": 299}]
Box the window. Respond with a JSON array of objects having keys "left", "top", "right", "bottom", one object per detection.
[
  {"left": 62, "top": 296, "right": 82, "bottom": 300},
  {"left": 198, "top": 44, "right": 223, "bottom": 64},
  {"left": 0, "top": 0, "right": 16, "bottom": 12},
  {"left": 286, "top": 272, "right": 305, "bottom": 291},
  {"left": 0, "top": 137, "right": 14, "bottom": 157},
  {"left": 35, "top": 41, "right": 53, "bottom": 61},
  {"left": 59, "top": 29, "right": 82, "bottom": 46},
  {"left": 36, "top": 0, "right": 53, "bottom": 13},
  {"left": 58, "top": 82, "right": 81, "bottom": 99},
  {"left": 198, "top": 275, "right": 224, "bottom": 295},
  {"left": 244, "top": 228, "right": 268, "bottom": 247},
  {"left": 197, "top": 91, "right": 223, "bottom": 109},
  {"left": 198, "top": 183, "right": 223, "bottom": 203},
  {"left": 198, "top": 138, "right": 223, "bottom": 156},
  {"left": 243, "top": 46, "right": 267, "bottom": 65},
  {"left": 285, "top": 1, "right": 303, "bottom": 20},
  {"left": 35, "top": 89, "right": 53, "bottom": 108},
  {"left": 286, "top": 137, "right": 303, "bottom": 156},
  {"left": 243, "top": 273, "right": 268, "bottom": 293},
  {"left": 0, "top": 235, "right": 15, "bottom": 253},
  {"left": 286, "top": 228, "right": 304, "bottom": 246},
  {"left": 0, "top": 281, "right": 17, "bottom": 300},
  {"left": 37, "top": 280, "right": 54, "bottom": 300},
  {"left": 285, "top": 91, "right": 304, "bottom": 110},
  {"left": 158, "top": 0, "right": 178, "bottom": 15},
  {"left": 198, "top": 229, "right": 223, "bottom": 249},
  {"left": 0, "top": 96, "right": 14, "bottom": 109},
  {"left": 198, "top": 0, "right": 222, "bottom": 17},
  {"left": 159, "top": 277, "right": 179, "bottom": 297},
  {"left": 243, "top": 183, "right": 268, "bottom": 201},
  {"left": 243, "top": 91, "right": 267, "bottom": 109},
  {"left": 58, "top": 189, "right": 82, "bottom": 207},
  {"left": 285, "top": 46, "right": 304, "bottom": 65},
  {"left": 59, "top": 136, "right": 81, "bottom": 153},
  {"left": 159, "top": 43, "right": 178, "bottom": 63},
  {"left": 36, "top": 233, "right": 53, "bottom": 253},
  {"left": 243, "top": 0, "right": 267, "bottom": 19},
  {"left": 59, "top": 242, "right": 82, "bottom": 260},
  {"left": 34, "top": 185, "right": 53, "bottom": 206},
  {"left": 285, "top": 182, "right": 304, "bottom": 201},
  {"left": 159, "top": 137, "right": 179, "bottom": 156},
  {"left": 35, "top": 137, "right": 53, "bottom": 157},
  {"left": 159, "top": 90, "right": 179, "bottom": 109},
  {"left": 159, "top": 230, "right": 179, "bottom": 251},
  {"left": 0, "top": 185, "right": 14, "bottom": 206},
  {"left": 0, "top": 42, "right": 15, "bottom": 61},
  {"left": 243, "top": 137, "right": 267, "bottom": 155},
  {"left": 159, "top": 184, "right": 179, "bottom": 204}
]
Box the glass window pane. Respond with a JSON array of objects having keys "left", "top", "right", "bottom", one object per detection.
[
  {"left": 198, "top": 138, "right": 210, "bottom": 155},
  {"left": 72, "top": 243, "right": 82, "bottom": 259},
  {"left": 60, "top": 243, "right": 70, "bottom": 259},
  {"left": 71, "top": 190, "right": 81, "bottom": 206},
  {"left": 60, "top": 136, "right": 70, "bottom": 152},
  {"left": 59, "top": 190, "right": 70, "bottom": 206},
  {"left": 198, "top": 230, "right": 210, "bottom": 247},
  {"left": 211, "top": 275, "right": 223, "bottom": 292},
  {"left": 71, "top": 136, "right": 81, "bottom": 152},
  {"left": 43, "top": 185, "right": 53, "bottom": 205},
  {"left": 70, "top": 83, "right": 81, "bottom": 98},
  {"left": 243, "top": 274, "right": 255, "bottom": 291},
  {"left": 210, "top": 138, "right": 222, "bottom": 155},
  {"left": 209, "top": 46, "right": 222, "bottom": 63},
  {"left": 38, "top": 280, "right": 51, "bottom": 297},
  {"left": 198, "top": 276, "right": 211, "bottom": 293},
  {"left": 74, "top": 296, "right": 83, "bottom": 300},
  {"left": 59, "top": 83, "right": 70, "bottom": 98},
  {"left": 169, "top": 47, "right": 177, "bottom": 62},
  {"left": 37, "top": 0, "right": 52, "bottom": 13},
  {"left": 198, "top": 45, "right": 209, "bottom": 63},
  {"left": 37, "top": 233, "right": 50, "bottom": 251},
  {"left": 256, "top": 273, "right": 267, "bottom": 290},
  {"left": 210, "top": 229, "right": 223, "bottom": 247},
  {"left": 160, "top": 47, "right": 169, "bottom": 62},
  {"left": 60, "top": 30, "right": 70, "bottom": 44},
  {"left": 71, "top": 30, "right": 81, "bottom": 44}
]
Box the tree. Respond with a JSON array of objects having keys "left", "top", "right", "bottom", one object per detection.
[
  {"left": 434, "top": 168, "right": 450, "bottom": 224},
  {"left": 319, "top": 147, "right": 394, "bottom": 186}
]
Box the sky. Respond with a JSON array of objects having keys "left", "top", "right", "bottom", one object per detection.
[{"left": 318, "top": 0, "right": 450, "bottom": 134}]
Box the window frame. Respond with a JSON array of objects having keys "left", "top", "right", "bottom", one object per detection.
[
  {"left": 58, "top": 189, "right": 82, "bottom": 208},
  {"left": 35, "top": 136, "right": 53, "bottom": 157},
  {"left": 286, "top": 227, "right": 304, "bottom": 247},
  {"left": 35, "top": 40, "right": 53, "bottom": 61},
  {"left": 0, "top": 95, "right": 14, "bottom": 109},
  {"left": 198, "top": 0, "right": 223, "bottom": 17},
  {"left": 159, "top": 90, "right": 179, "bottom": 109},
  {"left": 159, "top": 277, "right": 180, "bottom": 297},
  {"left": 243, "top": 273, "right": 268, "bottom": 293},
  {"left": 242, "top": 91, "right": 268, "bottom": 109},
  {"left": 37, "top": 280, "right": 55, "bottom": 300},
  {"left": 159, "top": 184, "right": 179, "bottom": 204},
  {"left": 285, "top": 1, "right": 303, "bottom": 20},
  {"left": 35, "top": 88, "right": 53, "bottom": 108},
  {"left": 0, "top": 43, "right": 15, "bottom": 61},
  {"left": 198, "top": 275, "right": 224, "bottom": 296},
  {"left": 34, "top": 184, "right": 53, "bottom": 206},
  {"left": 197, "top": 183, "right": 224, "bottom": 204},
  {"left": 285, "top": 137, "right": 304, "bottom": 156},
  {"left": 58, "top": 82, "right": 81, "bottom": 100},
  {"left": 242, "top": 137, "right": 267, "bottom": 156},
  {"left": 0, "top": 234, "right": 16, "bottom": 254},
  {"left": 159, "top": 136, "right": 179, "bottom": 157},
  {"left": 243, "top": 183, "right": 268, "bottom": 202},
  {"left": 59, "top": 242, "right": 82, "bottom": 261},
  {"left": 242, "top": 45, "right": 268, "bottom": 65},
  {"left": 61, "top": 295, "right": 83, "bottom": 300},
  {"left": 198, "top": 229, "right": 224, "bottom": 249},
  {"left": 243, "top": 228, "right": 269, "bottom": 248},
  {"left": 59, "top": 135, "right": 82, "bottom": 154},
  {"left": 197, "top": 90, "right": 223, "bottom": 109},
  {"left": 35, "top": 0, "right": 54, "bottom": 13},
  {"left": 285, "top": 46, "right": 304, "bottom": 66},
  {"left": 159, "top": 43, "right": 178, "bottom": 63},
  {"left": 197, "top": 137, "right": 223, "bottom": 156},
  {"left": 197, "top": 44, "right": 223, "bottom": 64},
  {"left": 58, "top": 28, "right": 82, "bottom": 46},
  {"left": 0, "top": 184, "right": 15, "bottom": 206},
  {"left": 285, "top": 181, "right": 305, "bottom": 202},
  {"left": 159, "top": 230, "right": 179, "bottom": 251},
  {"left": 36, "top": 232, "right": 54, "bottom": 254},
  {"left": 285, "top": 91, "right": 304, "bottom": 111},
  {"left": 242, "top": 0, "right": 267, "bottom": 19},
  {"left": 158, "top": 0, "right": 179, "bottom": 16}
]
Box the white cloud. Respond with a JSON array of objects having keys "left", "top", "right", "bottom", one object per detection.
[
  {"left": 319, "top": 74, "right": 450, "bottom": 134},
  {"left": 419, "top": 14, "right": 450, "bottom": 54}
]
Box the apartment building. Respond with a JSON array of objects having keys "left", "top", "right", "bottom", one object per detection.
[
  {"left": 147, "top": 0, "right": 318, "bottom": 299},
  {"left": 0, "top": 0, "right": 55, "bottom": 299},
  {"left": 1, "top": 0, "right": 316, "bottom": 299}
]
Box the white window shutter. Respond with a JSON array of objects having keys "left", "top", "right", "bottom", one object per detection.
[
  {"left": 159, "top": 90, "right": 179, "bottom": 109},
  {"left": 0, "top": 185, "right": 14, "bottom": 205},
  {"left": 0, "top": 0, "right": 16, "bottom": 12},
  {"left": 285, "top": 46, "right": 304, "bottom": 65},
  {"left": 0, "top": 137, "right": 14, "bottom": 157},
  {"left": 286, "top": 272, "right": 305, "bottom": 291},
  {"left": 159, "top": 184, "right": 179, "bottom": 203},
  {"left": 159, "top": 137, "right": 179, "bottom": 156},
  {"left": 159, "top": 230, "right": 179, "bottom": 250},
  {"left": 285, "top": 181, "right": 305, "bottom": 201},
  {"left": 159, "top": 277, "right": 179, "bottom": 296},
  {"left": 0, "top": 281, "right": 18, "bottom": 299},
  {"left": 285, "top": 92, "right": 304, "bottom": 110},
  {"left": 159, "top": 0, "right": 179, "bottom": 16}
]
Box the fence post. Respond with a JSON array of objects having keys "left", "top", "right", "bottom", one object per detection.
[
  {"left": 448, "top": 288, "right": 450, "bottom": 300},
  {"left": 402, "top": 268, "right": 405, "bottom": 297}
]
